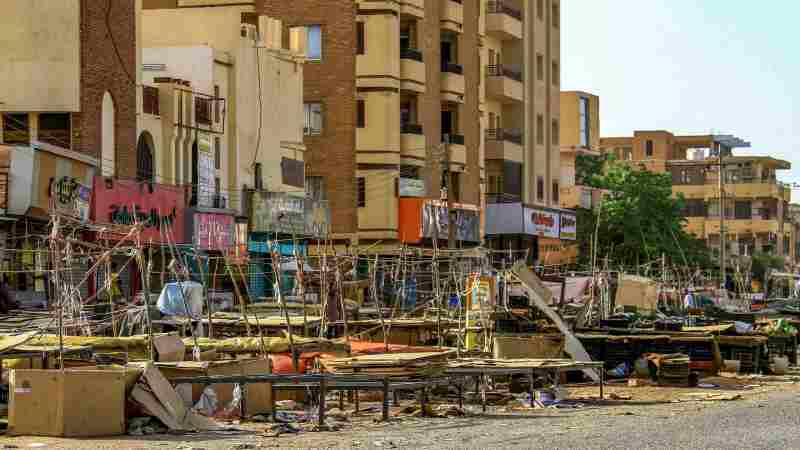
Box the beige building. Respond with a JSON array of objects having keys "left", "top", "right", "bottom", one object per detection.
[
  {"left": 558, "top": 91, "right": 606, "bottom": 210},
  {"left": 600, "top": 132, "right": 794, "bottom": 267},
  {"left": 141, "top": 3, "right": 306, "bottom": 215}
]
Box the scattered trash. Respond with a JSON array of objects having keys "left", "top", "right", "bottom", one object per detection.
[
  {"left": 127, "top": 417, "right": 168, "bottom": 436},
  {"left": 679, "top": 393, "right": 742, "bottom": 402},
  {"left": 607, "top": 362, "right": 630, "bottom": 378},
  {"left": 193, "top": 387, "right": 219, "bottom": 417},
  {"left": 609, "top": 393, "right": 632, "bottom": 400},
  {"left": 275, "top": 400, "right": 299, "bottom": 410},
  {"left": 263, "top": 422, "right": 302, "bottom": 437}
]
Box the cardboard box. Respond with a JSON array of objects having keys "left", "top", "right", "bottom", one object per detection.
[
  {"left": 8, "top": 369, "right": 126, "bottom": 437},
  {"left": 157, "top": 358, "right": 272, "bottom": 415},
  {"left": 153, "top": 334, "right": 186, "bottom": 362},
  {"left": 493, "top": 335, "right": 565, "bottom": 359}
]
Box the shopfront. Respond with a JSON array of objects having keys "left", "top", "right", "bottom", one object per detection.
[
  {"left": 399, "top": 198, "right": 482, "bottom": 246},
  {"left": 92, "top": 177, "right": 187, "bottom": 299},
  {"left": 485, "top": 203, "right": 578, "bottom": 267}
]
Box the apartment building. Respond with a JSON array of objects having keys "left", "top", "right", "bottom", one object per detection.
[
  {"left": 558, "top": 91, "right": 606, "bottom": 210},
  {"left": 482, "top": 0, "right": 565, "bottom": 265},
  {"left": 600, "top": 131, "right": 794, "bottom": 266},
  {"left": 254, "top": 0, "right": 484, "bottom": 247}
]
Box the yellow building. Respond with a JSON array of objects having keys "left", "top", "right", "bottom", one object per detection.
[
  {"left": 600, "top": 131, "right": 793, "bottom": 266},
  {"left": 558, "top": 91, "right": 606, "bottom": 210},
  {"left": 141, "top": 3, "right": 307, "bottom": 217}
]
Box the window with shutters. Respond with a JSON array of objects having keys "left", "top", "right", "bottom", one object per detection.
[
  {"left": 356, "top": 22, "right": 365, "bottom": 55},
  {"left": 214, "top": 137, "right": 221, "bottom": 170},
  {"left": 537, "top": 176, "right": 544, "bottom": 202},
  {"left": 357, "top": 100, "right": 365, "bottom": 128},
  {"left": 304, "top": 102, "right": 323, "bottom": 136},
  {"left": 357, "top": 177, "right": 366, "bottom": 207}
]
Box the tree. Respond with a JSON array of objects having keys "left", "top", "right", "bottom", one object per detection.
[{"left": 578, "top": 162, "right": 712, "bottom": 269}]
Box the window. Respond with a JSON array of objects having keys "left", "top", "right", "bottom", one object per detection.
[
  {"left": 39, "top": 113, "right": 71, "bottom": 148},
  {"left": 645, "top": 140, "right": 654, "bottom": 158},
  {"left": 254, "top": 163, "right": 263, "bottom": 190},
  {"left": 552, "top": 2, "right": 560, "bottom": 28},
  {"left": 357, "top": 177, "right": 366, "bottom": 207},
  {"left": 2, "top": 113, "right": 30, "bottom": 144},
  {"left": 537, "top": 176, "right": 545, "bottom": 202},
  {"left": 356, "top": 22, "right": 365, "bottom": 55},
  {"left": 537, "top": 0, "right": 544, "bottom": 20},
  {"left": 214, "top": 136, "right": 221, "bottom": 170},
  {"left": 356, "top": 99, "right": 366, "bottom": 128},
  {"left": 579, "top": 97, "right": 590, "bottom": 148},
  {"left": 214, "top": 85, "right": 220, "bottom": 122},
  {"left": 536, "top": 54, "right": 544, "bottom": 81},
  {"left": 551, "top": 61, "right": 559, "bottom": 86},
  {"left": 735, "top": 201, "right": 752, "bottom": 220},
  {"left": 450, "top": 172, "right": 461, "bottom": 202},
  {"left": 306, "top": 25, "right": 322, "bottom": 60},
  {"left": 536, "top": 115, "right": 545, "bottom": 145},
  {"left": 195, "top": 97, "right": 212, "bottom": 124},
  {"left": 304, "top": 102, "right": 323, "bottom": 136},
  {"left": 551, "top": 119, "right": 559, "bottom": 146},
  {"left": 552, "top": 181, "right": 560, "bottom": 203},
  {"left": 306, "top": 175, "right": 326, "bottom": 201},
  {"left": 214, "top": 177, "right": 221, "bottom": 194}
]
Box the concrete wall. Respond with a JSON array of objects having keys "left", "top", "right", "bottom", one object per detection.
[
  {"left": 142, "top": 5, "right": 254, "bottom": 53},
  {"left": 0, "top": 0, "right": 81, "bottom": 112},
  {"left": 560, "top": 91, "right": 600, "bottom": 149}
]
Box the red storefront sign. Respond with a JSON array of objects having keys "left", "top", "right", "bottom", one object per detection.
[
  {"left": 193, "top": 212, "right": 235, "bottom": 251},
  {"left": 91, "top": 177, "right": 187, "bottom": 243}
]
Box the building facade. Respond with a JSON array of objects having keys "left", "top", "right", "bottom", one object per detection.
[
  {"left": 600, "top": 132, "right": 793, "bottom": 267},
  {"left": 559, "top": 90, "right": 605, "bottom": 210}
]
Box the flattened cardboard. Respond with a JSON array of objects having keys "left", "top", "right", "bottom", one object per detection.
[
  {"left": 153, "top": 334, "right": 186, "bottom": 362},
  {"left": 9, "top": 369, "right": 126, "bottom": 437}
]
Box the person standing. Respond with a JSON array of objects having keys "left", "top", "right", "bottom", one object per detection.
[{"left": 683, "top": 289, "right": 695, "bottom": 310}]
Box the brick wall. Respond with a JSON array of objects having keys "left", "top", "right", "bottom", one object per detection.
[
  {"left": 258, "top": 0, "right": 358, "bottom": 235},
  {"left": 76, "top": 0, "right": 138, "bottom": 178}
]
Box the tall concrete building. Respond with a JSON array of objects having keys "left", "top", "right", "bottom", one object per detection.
[
  {"left": 483, "top": 0, "right": 566, "bottom": 265},
  {"left": 559, "top": 91, "right": 606, "bottom": 211},
  {"left": 257, "top": 0, "right": 561, "bottom": 250}
]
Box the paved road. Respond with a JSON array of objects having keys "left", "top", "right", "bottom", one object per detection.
[
  {"left": 4, "top": 388, "right": 798, "bottom": 449},
  {"left": 353, "top": 390, "right": 800, "bottom": 449}
]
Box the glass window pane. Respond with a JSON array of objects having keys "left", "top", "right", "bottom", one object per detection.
[{"left": 307, "top": 25, "right": 322, "bottom": 60}]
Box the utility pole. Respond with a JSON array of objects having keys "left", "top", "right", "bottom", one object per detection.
[{"left": 718, "top": 144, "right": 726, "bottom": 292}]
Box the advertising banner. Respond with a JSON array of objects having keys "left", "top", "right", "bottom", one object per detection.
[
  {"left": 193, "top": 212, "right": 235, "bottom": 251},
  {"left": 250, "top": 192, "right": 305, "bottom": 235},
  {"left": 92, "top": 177, "right": 186, "bottom": 242},
  {"left": 421, "top": 201, "right": 481, "bottom": 243},
  {"left": 399, "top": 178, "right": 426, "bottom": 197},
  {"left": 197, "top": 132, "right": 214, "bottom": 208},
  {"left": 524, "top": 207, "right": 560, "bottom": 238},
  {"left": 50, "top": 176, "right": 91, "bottom": 222},
  {"left": 559, "top": 211, "right": 577, "bottom": 241}
]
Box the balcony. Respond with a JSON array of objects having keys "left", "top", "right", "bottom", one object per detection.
[
  {"left": 399, "top": 0, "right": 424, "bottom": 19},
  {"left": 486, "top": 1, "right": 523, "bottom": 40},
  {"left": 400, "top": 48, "right": 426, "bottom": 93},
  {"left": 705, "top": 219, "right": 781, "bottom": 236},
  {"left": 673, "top": 181, "right": 791, "bottom": 202},
  {"left": 485, "top": 128, "right": 523, "bottom": 162},
  {"left": 442, "top": 133, "right": 466, "bottom": 170},
  {"left": 440, "top": 0, "right": 463, "bottom": 33},
  {"left": 440, "top": 62, "right": 465, "bottom": 103},
  {"left": 401, "top": 123, "right": 426, "bottom": 163},
  {"left": 486, "top": 64, "right": 523, "bottom": 103},
  {"left": 143, "top": 85, "right": 160, "bottom": 116}
]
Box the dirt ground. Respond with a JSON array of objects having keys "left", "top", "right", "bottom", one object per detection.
[{"left": 4, "top": 372, "right": 800, "bottom": 450}]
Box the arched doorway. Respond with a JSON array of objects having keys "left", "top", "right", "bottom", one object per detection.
[
  {"left": 101, "top": 92, "right": 116, "bottom": 176},
  {"left": 136, "top": 131, "right": 155, "bottom": 182}
]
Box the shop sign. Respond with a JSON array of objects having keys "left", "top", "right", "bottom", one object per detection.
[
  {"left": 305, "top": 198, "right": 330, "bottom": 238},
  {"left": 50, "top": 176, "right": 91, "bottom": 222},
  {"left": 524, "top": 207, "right": 560, "bottom": 238},
  {"left": 197, "top": 132, "right": 214, "bottom": 208},
  {"left": 92, "top": 177, "right": 186, "bottom": 242},
  {"left": 560, "top": 211, "right": 577, "bottom": 241},
  {"left": 194, "top": 212, "right": 234, "bottom": 251},
  {"left": 251, "top": 192, "right": 305, "bottom": 235},
  {"left": 399, "top": 178, "right": 426, "bottom": 197},
  {"left": 421, "top": 201, "right": 481, "bottom": 243}
]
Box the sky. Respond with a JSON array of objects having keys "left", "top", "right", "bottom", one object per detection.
[{"left": 561, "top": 0, "right": 800, "bottom": 201}]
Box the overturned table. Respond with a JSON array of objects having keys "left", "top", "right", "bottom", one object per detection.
[{"left": 444, "top": 358, "right": 606, "bottom": 412}]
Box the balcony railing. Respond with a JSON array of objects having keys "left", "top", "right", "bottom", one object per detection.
[
  {"left": 486, "top": 128, "right": 523, "bottom": 145},
  {"left": 143, "top": 86, "right": 160, "bottom": 116},
  {"left": 401, "top": 123, "right": 424, "bottom": 135},
  {"left": 486, "top": 64, "right": 523, "bottom": 82},
  {"left": 486, "top": 0, "right": 523, "bottom": 21},
  {"left": 0, "top": 172, "right": 8, "bottom": 210},
  {"left": 441, "top": 62, "right": 464, "bottom": 75},
  {"left": 442, "top": 133, "right": 465, "bottom": 145},
  {"left": 401, "top": 47, "right": 424, "bottom": 62}
]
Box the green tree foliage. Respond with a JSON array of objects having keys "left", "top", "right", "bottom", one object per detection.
[
  {"left": 750, "top": 252, "right": 784, "bottom": 284},
  {"left": 578, "top": 162, "right": 712, "bottom": 269}
]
